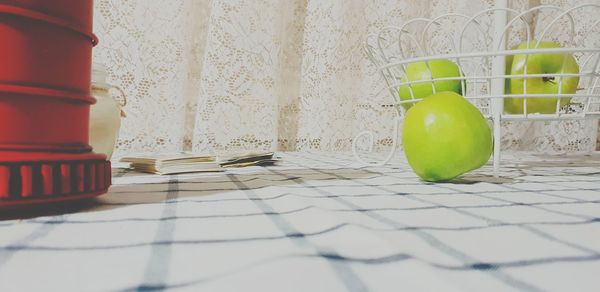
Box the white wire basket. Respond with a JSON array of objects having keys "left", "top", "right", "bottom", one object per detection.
[{"left": 353, "top": 3, "right": 600, "bottom": 175}]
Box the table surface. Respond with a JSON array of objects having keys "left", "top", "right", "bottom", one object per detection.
[{"left": 1, "top": 152, "right": 600, "bottom": 292}]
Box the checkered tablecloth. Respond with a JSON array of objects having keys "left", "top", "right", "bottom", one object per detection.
[{"left": 1, "top": 152, "right": 599, "bottom": 292}]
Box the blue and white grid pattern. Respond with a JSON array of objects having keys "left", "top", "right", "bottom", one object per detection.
[{"left": 1, "top": 152, "right": 599, "bottom": 292}]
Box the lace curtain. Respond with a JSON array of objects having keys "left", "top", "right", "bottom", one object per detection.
[{"left": 93, "top": 0, "right": 600, "bottom": 157}]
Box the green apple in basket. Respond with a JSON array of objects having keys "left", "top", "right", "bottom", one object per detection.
[
  {"left": 398, "top": 59, "right": 465, "bottom": 110},
  {"left": 402, "top": 91, "right": 493, "bottom": 182},
  {"left": 504, "top": 41, "right": 579, "bottom": 114}
]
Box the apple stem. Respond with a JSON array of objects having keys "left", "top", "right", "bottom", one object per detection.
[{"left": 542, "top": 76, "right": 556, "bottom": 83}]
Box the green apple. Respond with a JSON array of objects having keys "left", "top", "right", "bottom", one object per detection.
[
  {"left": 505, "top": 51, "right": 514, "bottom": 95},
  {"left": 402, "top": 91, "right": 492, "bottom": 182},
  {"left": 504, "top": 41, "right": 579, "bottom": 114},
  {"left": 398, "top": 59, "right": 464, "bottom": 109}
]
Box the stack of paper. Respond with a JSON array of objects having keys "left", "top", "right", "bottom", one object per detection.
[
  {"left": 218, "top": 152, "right": 279, "bottom": 168},
  {"left": 120, "top": 154, "right": 223, "bottom": 175}
]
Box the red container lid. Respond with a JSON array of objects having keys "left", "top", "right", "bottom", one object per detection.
[
  {"left": 0, "top": 0, "right": 93, "bottom": 32},
  {"left": 0, "top": 1, "right": 96, "bottom": 46}
]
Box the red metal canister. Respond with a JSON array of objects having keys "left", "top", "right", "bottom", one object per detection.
[{"left": 0, "top": 0, "right": 110, "bottom": 207}]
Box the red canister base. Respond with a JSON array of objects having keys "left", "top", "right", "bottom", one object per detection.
[
  {"left": 0, "top": 152, "right": 111, "bottom": 207},
  {"left": 0, "top": 86, "right": 111, "bottom": 207}
]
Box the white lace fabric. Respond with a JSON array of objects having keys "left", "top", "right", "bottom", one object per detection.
[{"left": 92, "top": 0, "right": 600, "bottom": 157}]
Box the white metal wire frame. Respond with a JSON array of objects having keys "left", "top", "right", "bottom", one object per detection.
[{"left": 353, "top": 3, "right": 600, "bottom": 175}]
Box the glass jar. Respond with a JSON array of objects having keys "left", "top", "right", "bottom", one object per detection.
[{"left": 90, "top": 63, "right": 126, "bottom": 160}]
